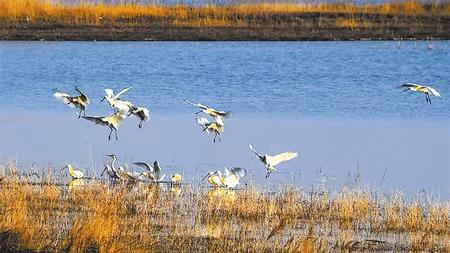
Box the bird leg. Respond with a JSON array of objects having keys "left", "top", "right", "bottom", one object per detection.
[
  {"left": 115, "top": 129, "right": 119, "bottom": 141},
  {"left": 108, "top": 128, "right": 113, "bottom": 141},
  {"left": 218, "top": 134, "right": 222, "bottom": 143},
  {"left": 403, "top": 89, "right": 409, "bottom": 92},
  {"left": 427, "top": 93, "right": 432, "bottom": 104},
  {"left": 265, "top": 171, "right": 271, "bottom": 179},
  {"left": 139, "top": 121, "right": 143, "bottom": 128},
  {"left": 195, "top": 110, "right": 202, "bottom": 114},
  {"left": 213, "top": 134, "right": 216, "bottom": 143}
]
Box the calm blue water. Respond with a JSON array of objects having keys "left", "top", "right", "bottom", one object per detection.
[
  {"left": 1, "top": 41, "right": 449, "bottom": 119},
  {"left": 0, "top": 41, "right": 449, "bottom": 198}
]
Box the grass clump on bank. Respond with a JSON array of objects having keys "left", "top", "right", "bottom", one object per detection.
[
  {"left": 0, "top": 0, "right": 449, "bottom": 40},
  {"left": 1, "top": 0, "right": 449, "bottom": 26},
  {"left": 0, "top": 163, "right": 449, "bottom": 252}
]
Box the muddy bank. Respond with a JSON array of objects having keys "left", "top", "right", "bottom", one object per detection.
[{"left": 1, "top": 12, "right": 449, "bottom": 41}]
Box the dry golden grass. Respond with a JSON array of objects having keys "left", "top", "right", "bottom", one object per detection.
[
  {"left": 0, "top": 164, "right": 449, "bottom": 252},
  {"left": 0, "top": 0, "right": 449, "bottom": 28}
]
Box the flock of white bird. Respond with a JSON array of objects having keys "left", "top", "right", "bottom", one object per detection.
[{"left": 54, "top": 82, "right": 441, "bottom": 189}]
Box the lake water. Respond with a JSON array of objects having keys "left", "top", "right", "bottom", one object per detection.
[{"left": 0, "top": 41, "right": 449, "bottom": 198}]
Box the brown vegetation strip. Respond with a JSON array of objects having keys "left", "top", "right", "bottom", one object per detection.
[
  {"left": 0, "top": 164, "right": 449, "bottom": 252},
  {"left": 0, "top": 0, "right": 449, "bottom": 40}
]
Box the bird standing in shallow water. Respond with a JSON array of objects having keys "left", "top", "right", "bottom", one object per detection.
[
  {"left": 80, "top": 111, "right": 127, "bottom": 141},
  {"left": 61, "top": 164, "right": 84, "bottom": 180},
  {"left": 171, "top": 174, "right": 182, "bottom": 184},
  {"left": 102, "top": 154, "right": 120, "bottom": 181},
  {"left": 202, "top": 171, "right": 224, "bottom": 187},
  {"left": 133, "top": 161, "right": 166, "bottom": 182},
  {"left": 400, "top": 83, "right": 441, "bottom": 104},
  {"left": 249, "top": 144, "right": 298, "bottom": 178},
  {"left": 53, "top": 86, "right": 90, "bottom": 117}
]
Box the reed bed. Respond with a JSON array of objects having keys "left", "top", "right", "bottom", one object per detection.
[
  {"left": 1, "top": 0, "right": 449, "bottom": 26},
  {"left": 0, "top": 163, "right": 449, "bottom": 252}
]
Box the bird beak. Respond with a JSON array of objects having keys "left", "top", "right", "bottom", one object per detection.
[
  {"left": 59, "top": 166, "right": 67, "bottom": 172},
  {"left": 201, "top": 173, "right": 209, "bottom": 181},
  {"left": 101, "top": 167, "right": 106, "bottom": 176},
  {"left": 101, "top": 96, "right": 106, "bottom": 102}
]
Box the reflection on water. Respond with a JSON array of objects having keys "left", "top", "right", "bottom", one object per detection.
[{"left": 68, "top": 179, "right": 85, "bottom": 190}]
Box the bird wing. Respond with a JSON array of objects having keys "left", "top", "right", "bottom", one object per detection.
[
  {"left": 104, "top": 88, "right": 114, "bottom": 98},
  {"left": 133, "top": 106, "right": 150, "bottom": 120},
  {"left": 153, "top": 161, "right": 165, "bottom": 180},
  {"left": 270, "top": 152, "right": 298, "bottom": 166},
  {"left": 133, "top": 162, "right": 154, "bottom": 173},
  {"left": 80, "top": 115, "right": 109, "bottom": 126},
  {"left": 249, "top": 144, "right": 263, "bottom": 160},
  {"left": 426, "top": 86, "right": 441, "bottom": 97},
  {"left": 114, "top": 86, "right": 132, "bottom": 99},
  {"left": 53, "top": 92, "right": 76, "bottom": 108},
  {"left": 401, "top": 83, "right": 419, "bottom": 88},
  {"left": 197, "top": 117, "right": 210, "bottom": 127},
  {"left": 75, "top": 86, "right": 90, "bottom": 104},
  {"left": 230, "top": 167, "right": 247, "bottom": 179},
  {"left": 184, "top": 99, "right": 208, "bottom": 110}
]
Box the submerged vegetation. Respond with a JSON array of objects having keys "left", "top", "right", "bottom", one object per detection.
[
  {"left": 0, "top": 162, "right": 448, "bottom": 252},
  {"left": 0, "top": 0, "right": 449, "bottom": 40}
]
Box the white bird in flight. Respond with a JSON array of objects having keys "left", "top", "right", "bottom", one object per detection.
[
  {"left": 401, "top": 83, "right": 441, "bottom": 104},
  {"left": 249, "top": 144, "right": 298, "bottom": 178},
  {"left": 184, "top": 99, "right": 231, "bottom": 118},
  {"left": 101, "top": 87, "right": 134, "bottom": 114},
  {"left": 129, "top": 106, "right": 150, "bottom": 128},
  {"left": 197, "top": 116, "right": 225, "bottom": 143},
  {"left": 53, "top": 86, "right": 90, "bottom": 117},
  {"left": 61, "top": 164, "right": 84, "bottom": 180},
  {"left": 80, "top": 111, "right": 127, "bottom": 141},
  {"left": 133, "top": 160, "right": 166, "bottom": 182},
  {"left": 220, "top": 167, "right": 247, "bottom": 188},
  {"left": 102, "top": 87, "right": 150, "bottom": 128}
]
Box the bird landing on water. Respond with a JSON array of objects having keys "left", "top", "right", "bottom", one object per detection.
[
  {"left": 249, "top": 144, "right": 298, "bottom": 178},
  {"left": 400, "top": 83, "right": 441, "bottom": 104},
  {"left": 197, "top": 116, "right": 225, "bottom": 143}
]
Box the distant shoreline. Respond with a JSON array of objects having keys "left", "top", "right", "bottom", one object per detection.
[
  {"left": 1, "top": 1, "right": 449, "bottom": 41},
  {"left": 2, "top": 15, "right": 449, "bottom": 41}
]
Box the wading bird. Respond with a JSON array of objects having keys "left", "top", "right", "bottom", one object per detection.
[
  {"left": 184, "top": 99, "right": 231, "bottom": 118},
  {"left": 80, "top": 111, "right": 127, "bottom": 141},
  {"left": 171, "top": 174, "right": 182, "bottom": 184},
  {"left": 197, "top": 116, "right": 224, "bottom": 143},
  {"left": 133, "top": 161, "right": 166, "bottom": 182},
  {"left": 101, "top": 154, "right": 120, "bottom": 181},
  {"left": 249, "top": 144, "right": 298, "bottom": 178},
  {"left": 401, "top": 83, "right": 441, "bottom": 103},
  {"left": 130, "top": 106, "right": 150, "bottom": 128},
  {"left": 102, "top": 87, "right": 135, "bottom": 113},
  {"left": 202, "top": 171, "right": 223, "bottom": 187},
  {"left": 221, "top": 167, "right": 247, "bottom": 188},
  {"left": 61, "top": 164, "right": 84, "bottom": 180},
  {"left": 53, "top": 86, "right": 90, "bottom": 117}
]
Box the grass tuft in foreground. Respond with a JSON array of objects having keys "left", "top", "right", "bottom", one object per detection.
[{"left": 0, "top": 163, "right": 448, "bottom": 252}]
